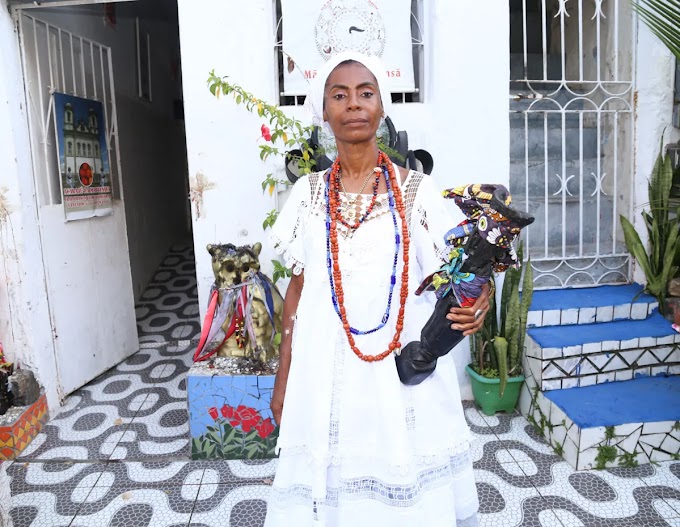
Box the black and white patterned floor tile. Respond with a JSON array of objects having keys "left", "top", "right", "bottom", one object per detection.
[
  {"left": 9, "top": 243, "right": 680, "bottom": 525},
  {"left": 467, "top": 401, "right": 680, "bottom": 526},
  {"left": 136, "top": 244, "right": 201, "bottom": 348}
]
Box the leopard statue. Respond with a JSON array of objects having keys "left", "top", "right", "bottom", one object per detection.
[{"left": 194, "top": 242, "right": 284, "bottom": 365}]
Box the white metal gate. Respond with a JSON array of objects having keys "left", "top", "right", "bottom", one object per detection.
[
  {"left": 509, "top": 0, "right": 635, "bottom": 288},
  {"left": 17, "top": 12, "right": 138, "bottom": 395}
]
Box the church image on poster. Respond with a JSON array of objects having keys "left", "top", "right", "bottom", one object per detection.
[{"left": 54, "top": 92, "right": 113, "bottom": 221}]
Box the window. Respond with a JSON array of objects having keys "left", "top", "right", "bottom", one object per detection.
[
  {"left": 67, "top": 141, "right": 73, "bottom": 156},
  {"left": 87, "top": 144, "right": 92, "bottom": 156},
  {"left": 77, "top": 143, "right": 82, "bottom": 156},
  {"left": 274, "top": 0, "right": 424, "bottom": 106},
  {"left": 94, "top": 144, "right": 99, "bottom": 156}
]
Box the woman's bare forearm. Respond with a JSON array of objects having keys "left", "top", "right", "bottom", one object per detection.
[{"left": 272, "top": 272, "right": 304, "bottom": 420}]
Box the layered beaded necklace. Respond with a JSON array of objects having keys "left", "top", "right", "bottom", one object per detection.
[{"left": 325, "top": 151, "right": 410, "bottom": 362}]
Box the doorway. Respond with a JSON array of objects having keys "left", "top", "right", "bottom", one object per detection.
[
  {"left": 509, "top": 0, "right": 635, "bottom": 289},
  {"left": 13, "top": 0, "right": 196, "bottom": 397}
]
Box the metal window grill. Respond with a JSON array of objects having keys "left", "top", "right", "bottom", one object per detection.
[
  {"left": 509, "top": 0, "right": 635, "bottom": 288},
  {"left": 17, "top": 12, "right": 122, "bottom": 207},
  {"left": 273, "top": 0, "right": 424, "bottom": 107}
]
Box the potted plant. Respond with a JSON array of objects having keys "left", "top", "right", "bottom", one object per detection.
[
  {"left": 467, "top": 245, "right": 533, "bottom": 416},
  {"left": 621, "top": 147, "right": 680, "bottom": 316}
]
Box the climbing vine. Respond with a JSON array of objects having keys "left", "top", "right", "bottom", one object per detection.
[
  {"left": 207, "top": 70, "right": 317, "bottom": 219},
  {"left": 207, "top": 71, "right": 318, "bottom": 283}
]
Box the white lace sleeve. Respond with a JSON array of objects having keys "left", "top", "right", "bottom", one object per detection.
[
  {"left": 269, "top": 176, "right": 311, "bottom": 275},
  {"left": 411, "top": 175, "right": 459, "bottom": 278}
]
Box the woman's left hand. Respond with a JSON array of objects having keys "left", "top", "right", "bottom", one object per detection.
[{"left": 446, "top": 283, "right": 490, "bottom": 336}]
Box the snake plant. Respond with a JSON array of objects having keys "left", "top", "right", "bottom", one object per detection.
[
  {"left": 473, "top": 243, "right": 533, "bottom": 397},
  {"left": 632, "top": 0, "right": 680, "bottom": 61},
  {"left": 621, "top": 148, "right": 680, "bottom": 315}
]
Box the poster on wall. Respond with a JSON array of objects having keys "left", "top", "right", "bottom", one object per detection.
[
  {"left": 281, "top": 0, "right": 415, "bottom": 95},
  {"left": 53, "top": 92, "right": 113, "bottom": 221}
]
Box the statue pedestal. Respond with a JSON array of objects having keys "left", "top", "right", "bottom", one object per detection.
[{"left": 187, "top": 360, "right": 278, "bottom": 460}]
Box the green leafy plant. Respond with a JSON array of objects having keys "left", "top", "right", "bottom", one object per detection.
[
  {"left": 208, "top": 71, "right": 316, "bottom": 212},
  {"left": 621, "top": 148, "right": 680, "bottom": 314},
  {"left": 472, "top": 243, "right": 533, "bottom": 397},
  {"left": 632, "top": 0, "right": 680, "bottom": 60},
  {"left": 262, "top": 210, "right": 279, "bottom": 231},
  {"left": 605, "top": 426, "right": 616, "bottom": 441},
  {"left": 553, "top": 441, "right": 564, "bottom": 456},
  {"left": 595, "top": 445, "right": 618, "bottom": 470},
  {"left": 271, "top": 260, "right": 292, "bottom": 284},
  {"left": 618, "top": 451, "right": 639, "bottom": 468},
  {"left": 477, "top": 367, "right": 500, "bottom": 378}
]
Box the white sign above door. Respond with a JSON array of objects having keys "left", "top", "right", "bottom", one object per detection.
[{"left": 280, "top": 0, "right": 415, "bottom": 96}]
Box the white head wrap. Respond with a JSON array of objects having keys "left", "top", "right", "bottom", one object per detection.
[{"left": 303, "top": 51, "right": 393, "bottom": 135}]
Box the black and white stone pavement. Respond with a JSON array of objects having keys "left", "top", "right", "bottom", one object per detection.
[{"left": 7, "top": 243, "right": 680, "bottom": 526}]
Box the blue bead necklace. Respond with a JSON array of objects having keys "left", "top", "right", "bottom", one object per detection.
[{"left": 325, "top": 165, "right": 401, "bottom": 335}]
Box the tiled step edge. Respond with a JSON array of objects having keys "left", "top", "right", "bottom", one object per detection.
[
  {"left": 527, "top": 312, "right": 677, "bottom": 351},
  {"left": 519, "top": 360, "right": 680, "bottom": 470},
  {"left": 527, "top": 299, "right": 659, "bottom": 328},
  {"left": 525, "top": 336, "right": 680, "bottom": 391},
  {"left": 527, "top": 284, "right": 658, "bottom": 328}
]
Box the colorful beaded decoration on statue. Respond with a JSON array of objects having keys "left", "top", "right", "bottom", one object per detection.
[{"left": 325, "top": 151, "right": 410, "bottom": 362}]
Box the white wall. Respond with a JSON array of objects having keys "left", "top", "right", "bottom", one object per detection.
[
  {"left": 632, "top": 21, "right": 680, "bottom": 284},
  {"left": 178, "top": 0, "right": 510, "bottom": 399},
  {"left": 0, "top": 0, "right": 62, "bottom": 408}
]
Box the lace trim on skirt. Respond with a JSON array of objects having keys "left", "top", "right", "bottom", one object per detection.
[{"left": 269, "top": 449, "right": 473, "bottom": 509}]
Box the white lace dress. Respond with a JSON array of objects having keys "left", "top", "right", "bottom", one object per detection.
[{"left": 266, "top": 169, "right": 479, "bottom": 527}]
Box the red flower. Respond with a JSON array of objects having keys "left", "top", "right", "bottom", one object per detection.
[
  {"left": 236, "top": 405, "right": 260, "bottom": 433},
  {"left": 208, "top": 407, "right": 218, "bottom": 420},
  {"left": 261, "top": 124, "right": 272, "bottom": 142},
  {"left": 256, "top": 417, "right": 276, "bottom": 439},
  {"left": 220, "top": 404, "right": 234, "bottom": 419}
]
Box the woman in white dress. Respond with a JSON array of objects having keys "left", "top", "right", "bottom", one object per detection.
[{"left": 266, "top": 51, "right": 488, "bottom": 526}]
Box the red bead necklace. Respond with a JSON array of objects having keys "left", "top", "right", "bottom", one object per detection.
[{"left": 328, "top": 151, "right": 411, "bottom": 362}]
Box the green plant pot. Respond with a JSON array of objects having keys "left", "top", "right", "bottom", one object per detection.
[{"left": 466, "top": 365, "right": 524, "bottom": 416}]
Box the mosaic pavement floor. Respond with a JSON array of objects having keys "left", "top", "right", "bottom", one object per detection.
[{"left": 8, "top": 244, "right": 680, "bottom": 526}]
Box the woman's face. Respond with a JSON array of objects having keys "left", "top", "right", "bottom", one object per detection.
[{"left": 322, "top": 62, "right": 383, "bottom": 145}]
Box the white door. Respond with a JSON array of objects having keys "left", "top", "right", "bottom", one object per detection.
[{"left": 18, "top": 13, "right": 138, "bottom": 395}]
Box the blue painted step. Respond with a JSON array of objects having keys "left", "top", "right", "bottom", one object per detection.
[
  {"left": 545, "top": 375, "right": 680, "bottom": 428},
  {"left": 528, "top": 311, "right": 677, "bottom": 349},
  {"left": 530, "top": 283, "right": 655, "bottom": 312}
]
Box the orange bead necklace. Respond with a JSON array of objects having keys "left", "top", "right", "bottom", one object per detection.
[{"left": 327, "top": 151, "right": 411, "bottom": 362}]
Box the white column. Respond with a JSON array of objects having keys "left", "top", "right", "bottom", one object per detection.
[
  {"left": 177, "top": 0, "right": 279, "bottom": 317},
  {"left": 426, "top": 0, "right": 510, "bottom": 399},
  {"left": 632, "top": 20, "right": 680, "bottom": 284},
  {"left": 428, "top": 0, "right": 510, "bottom": 187}
]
